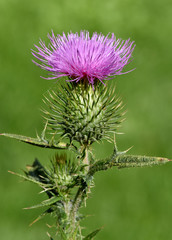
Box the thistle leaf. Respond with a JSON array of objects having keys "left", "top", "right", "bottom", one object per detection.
[
  {"left": 24, "top": 196, "right": 61, "bottom": 209},
  {"left": 84, "top": 227, "right": 102, "bottom": 240},
  {"left": 0, "top": 133, "right": 67, "bottom": 149},
  {"left": 88, "top": 154, "right": 170, "bottom": 176},
  {"left": 25, "top": 159, "right": 49, "bottom": 183},
  {"left": 29, "top": 208, "right": 53, "bottom": 226},
  {"left": 8, "top": 170, "right": 49, "bottom": 187},
  {"left": 115, "top": 155, "right": 170, "bottom": 168}
]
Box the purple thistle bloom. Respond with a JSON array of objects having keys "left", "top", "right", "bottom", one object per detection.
[{"left": 32, "top": 31, "right": 135, "bottom": 86}]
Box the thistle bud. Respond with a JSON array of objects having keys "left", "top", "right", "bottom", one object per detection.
[{"left": 43, "top": 81, "right": 124, "bottom": 145}]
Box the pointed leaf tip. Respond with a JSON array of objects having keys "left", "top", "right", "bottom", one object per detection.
[
  {"left": 29, "top": 208, "right": 51, "bottom": 226},
  {"left": 23, "top": 196, "right": 61, "bottom": 210},
  {"left": 1, "top": 133, "right": 67, "bottom": 149},
  {"left": 8, "top": 170, "right": 16, "bottom": 175},
  {"left": 115, "top": 155, "right": 170, "bottom": 169},
  {"left": 84, "top": 227, "right": 103, "bottom": 240}
]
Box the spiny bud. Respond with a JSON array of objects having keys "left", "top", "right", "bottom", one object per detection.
[
  {"left": 43, "top": 81, "right": 124, "bottom": 145},
  {"left": 50, "top": 153, "right": 77, "bottom": 188}
]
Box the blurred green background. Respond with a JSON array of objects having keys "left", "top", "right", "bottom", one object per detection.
[{"left": 1, "top": 0, "right": 172, "bottom": 239}]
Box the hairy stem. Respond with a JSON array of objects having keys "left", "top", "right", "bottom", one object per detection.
[{"left": 69, "top": 180, "right": 87, "bottom": 239}]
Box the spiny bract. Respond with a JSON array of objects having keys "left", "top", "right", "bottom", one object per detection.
[{"left": 43, "top": 82, "right": 124, "bottom": 145}]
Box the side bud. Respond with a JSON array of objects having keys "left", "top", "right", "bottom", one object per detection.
[{"left": 43, "top": 81, "right": 124, "bottom": 145}]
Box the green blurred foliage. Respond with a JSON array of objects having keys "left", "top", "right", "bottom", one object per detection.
[{"left": 0, "top": 0, "right": 172, "bottom": 239}]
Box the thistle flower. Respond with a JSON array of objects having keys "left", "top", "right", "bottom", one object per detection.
[{"left": 32, "top": 31, "right": 135, "bottom": 86}]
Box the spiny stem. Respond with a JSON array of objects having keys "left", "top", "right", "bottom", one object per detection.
[
  {"left": 67, "top": 145, "right": 92, "bottom": 239},
  {"left": 88, "top": 151, "right": 119, "bottom": 177},
  {"left": 83, "top": 147, "right": 89, "bottom": 166},
  {"left": 70, "top": 180, "right": 87, "bottom": 238}
]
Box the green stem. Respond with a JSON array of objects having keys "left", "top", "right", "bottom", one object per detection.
[
  {"left": 68, "top": 146, "right": 90, "bottom": 239},
  {"left": 83, "top": 147, "right": 89, "bottom": 166},
  {"left": 88, "top": 146, "right": 119, "bottom": 176},
  {"left": 68, "top": 180, "right": 87, "bottom": 239}
]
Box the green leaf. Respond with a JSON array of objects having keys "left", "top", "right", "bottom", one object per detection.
[
  {"left": 88, "top": 154, "right": 171, "bottom": 176},
  {"left": 0, "top": 133, "right": 67, "bottom": 149},
  {"left": 24, "top": 196, "right": 61, "bottom": 209},
  {"left": 29, "top": 208, "right": 53, "bottom": 226},
  {"left": 8, "top": 170, "right": 49, "bottom": 187},
  {"left": 115, "top": 155, "right": 170, "bottom": 168},
  {"left": 84, "top": 228, "right": 102, "bottom": 240}
]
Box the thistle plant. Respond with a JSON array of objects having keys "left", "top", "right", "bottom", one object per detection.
[{"left": 1, "top": 31, "right": 171, "bottom": 240}]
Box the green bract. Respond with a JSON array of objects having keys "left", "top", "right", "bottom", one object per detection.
[{"left": 43, "top": 82, "right": 124, "bottom": 145}]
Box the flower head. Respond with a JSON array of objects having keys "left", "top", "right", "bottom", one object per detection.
[{"left": 32, "top": 31, "right": 135, "bottom": 86}]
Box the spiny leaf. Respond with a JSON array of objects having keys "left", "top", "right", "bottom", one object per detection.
[
  {"left": 8, "top": 170, "right": 50, "bottom": 187},
  {"left": 25, "top": 158, "right": 49, "bottom": 184},
  {"left": 29, "top": 208, "right": 53, "bottom": 226},
  {"left": 88, "top": 154, "right": 170, "bottom": 176},
  {"left": 84, "top": 227, "right": 102, "bottom": 240},
  {"left": 24, "top": 196, "right": 61, "bottom": 209},
  {"left": 1, "top": 133, "right": 67, "bottom": 149},
  {"left": 115, "top": 155, "right": 170, "bottom": 168}
]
